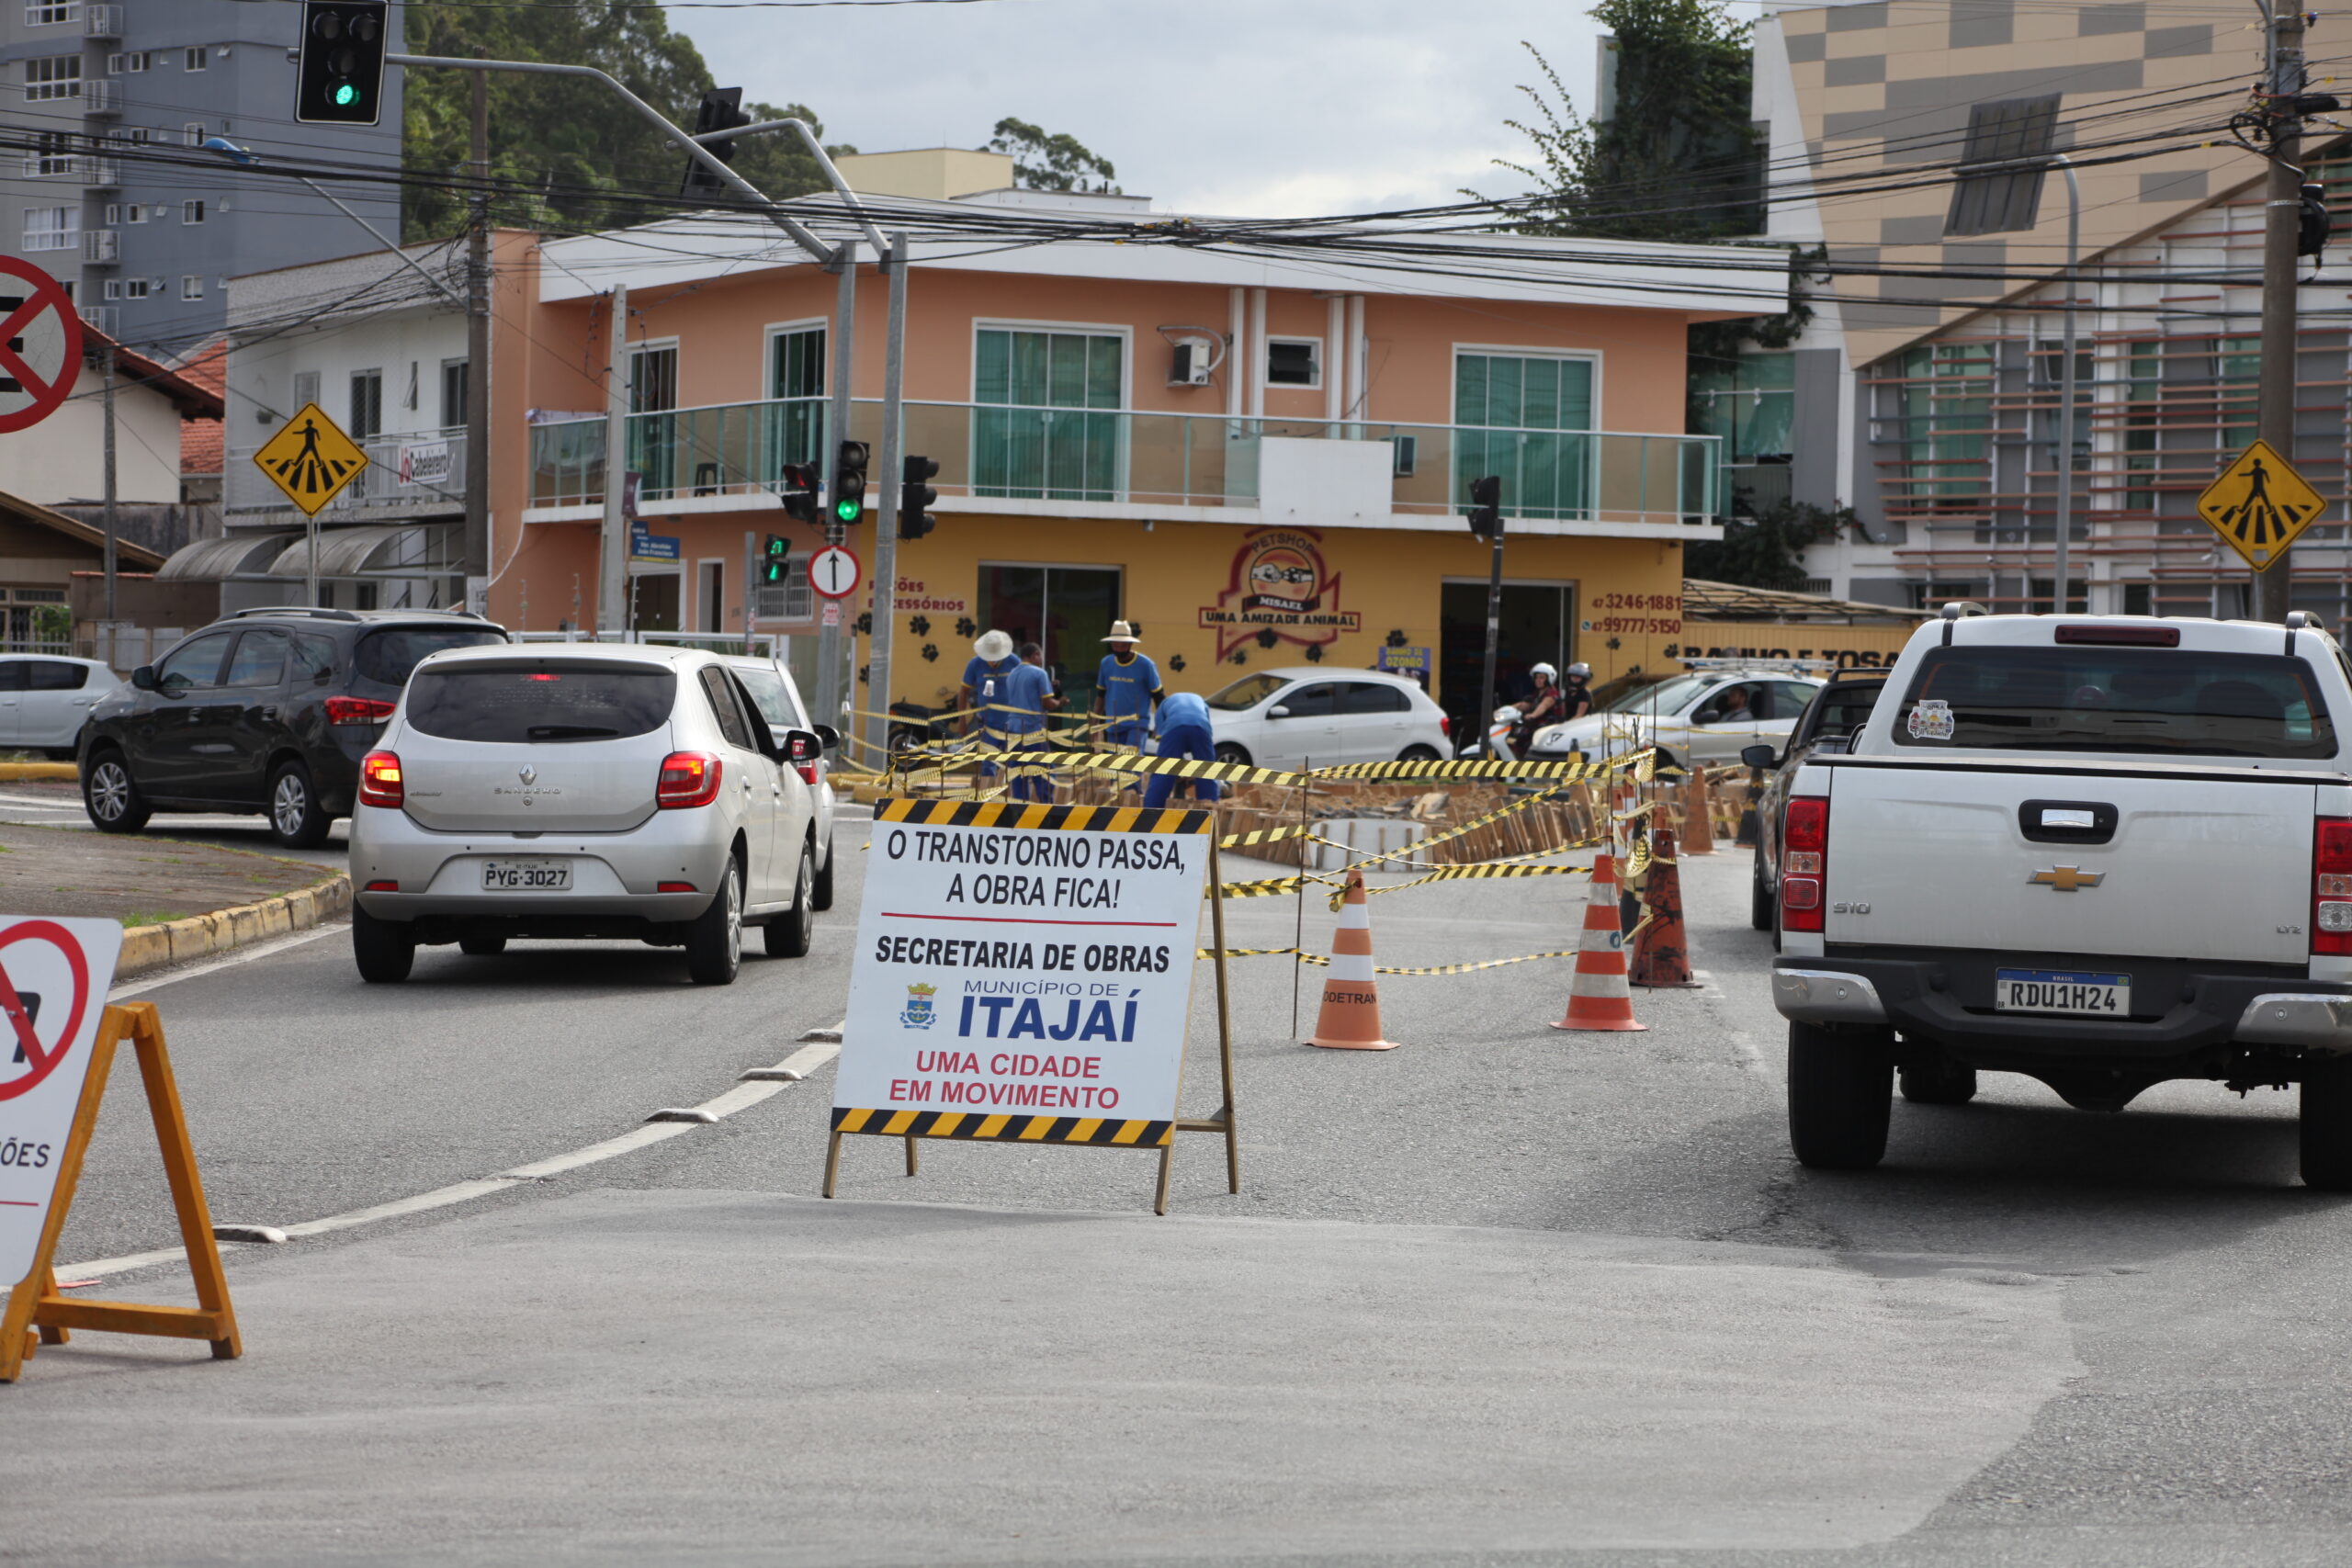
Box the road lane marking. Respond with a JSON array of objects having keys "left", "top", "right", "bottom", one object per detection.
[{"left": 57, "top": 1036, "right": 847, "bottom": 1279}]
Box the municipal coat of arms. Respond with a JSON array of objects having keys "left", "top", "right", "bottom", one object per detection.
[{"left": 900, "top": 983, "right": 938, "bottom": 1028}]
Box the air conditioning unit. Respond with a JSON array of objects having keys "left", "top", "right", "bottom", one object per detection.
[{"left": 1168, "top": 336, "right": 1216, "bottom": 387}]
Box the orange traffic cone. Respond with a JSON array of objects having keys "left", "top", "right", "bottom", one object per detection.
[
  {"left": 1681, "top": 772, "right": 1715, "bottom": 856},
  {"left": 1306, "top": 866, "right": 1398, "bottom": 1051},
  {"left": 1552, "top": 852, "right": 1646, "bottom": 1032},
  {"left": 1631, "top": 827, "right": 1700, "bottom": 988}
]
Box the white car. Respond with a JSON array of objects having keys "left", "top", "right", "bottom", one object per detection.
[
  {"left": 725, "top": 652, "right": 838, "bottom": 911},
  {"left": 1528, "top": 668, "right": 1827, "bottom": 770},
  {"left": 0, "top": 654, "right": 119, "bottom": 759},
  {"left": 1204, "top": 667, "right": 1450, "bottom": 771},
  {"left": 346, "top": 644, "right": 824, "bottom": 985}
]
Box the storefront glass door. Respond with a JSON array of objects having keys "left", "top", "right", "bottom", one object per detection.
[
  {"left": 973, "top": 330, "right": 1124, "bottom": 502},
  {"left": 977, "top": 564, "right": 1122, "bottom": 716},
  {"left": 1438, "top": 579, "right": 1574, "bottom": 735}
]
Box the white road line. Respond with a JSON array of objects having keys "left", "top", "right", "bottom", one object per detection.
[
  {"left": 108, "top": 923, "right": 344, "bottom": 999},
  {"left": 57, "top": 1036, "right": 846, "bottom": 1280}
]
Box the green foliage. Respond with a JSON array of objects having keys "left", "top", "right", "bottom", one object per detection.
[
  {"left": 401, "top": 0, "right": 853, "bottom": 240},
  {"left": 1684, "top": 500, "right": 1854, "bottom": 590},
  {"left": 986, "top": 118, "right": 1119, "bottom": 194}
]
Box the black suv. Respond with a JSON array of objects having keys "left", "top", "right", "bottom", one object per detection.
[{"left": 79, "top": 608, "right": 509, "bottom": 848}]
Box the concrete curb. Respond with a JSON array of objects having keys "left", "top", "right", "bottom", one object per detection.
[
  {"left": 0, "top": 762, "right": 78, "bottom": 782},
  {"left": 117, "top": 873, "right": 353, "bottom": 978}
]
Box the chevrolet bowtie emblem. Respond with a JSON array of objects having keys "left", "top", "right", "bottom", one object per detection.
[{"left": 2030, "top": 865, "right": 2104, "bottom": 892}]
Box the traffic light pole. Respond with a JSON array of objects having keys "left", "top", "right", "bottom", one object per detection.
[
  {"left": 865, "top": 234, "right": 910, "bottom": 769},
  {"left": 1479, "top": 525, "right": 1504, "bottom": 756},
  {"left": 464, "top": 69, "right": 492, "bottom": 613},
  {"left": 596, "top": 283, "right": 628, "bottom": 635},
  {"left": 2254, "top": 0, "right": 2305, "bottom": 624},
  {"left": 814, "top": 246, "right": 857, "bottom": 732}
]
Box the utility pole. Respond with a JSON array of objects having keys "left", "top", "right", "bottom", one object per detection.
[
  {"left": 865, "top": 233, "right": 910, "bottom": 766},
  {"left": 596, "top": 284, "right": 628, "bottom": 634},
  {"left": 464, "top": 68, "right": 492, "bottom": 615},
  {"left": 99, "top": 343, "right": 118, "bottom": 623},
  {"left": 1478, "top": 524, "right": 1504, "bottom": 753},
  {"left": 2255, "top": 0, "right": 2306, "bottom": 623},
  {"left": 814, "top": 244, "right": 857, "bottom": 732}
]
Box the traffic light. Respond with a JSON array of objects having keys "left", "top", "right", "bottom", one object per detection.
[
  {"left": 680, "top": 87, "right": 752, "bottom": 198},
  {"left": 779, "top": 461, "right": 821, "bottom": 525},
  {"left": 1466, "top": 474, "right": 1502, "bottom": 539},
  {"left": 832, "top": 440, "right": 869, "bottom": 525},
  {"left": 760, "top": 535, "right": 790, "bottom": 585},
  {"left": 294, "top": 1, "right": 389, "bottom": 126},
  {"left": 898, "top": 454, "right": 940, "bottom": 540}
]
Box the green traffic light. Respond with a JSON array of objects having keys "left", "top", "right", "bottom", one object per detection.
[
  {"left": 334, "top": 84, "right": 360, "bottom": 107},
  {"left": 834, "top": 499, "right": 860, "bottom": 523}
]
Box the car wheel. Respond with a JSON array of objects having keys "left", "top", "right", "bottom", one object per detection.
[
  {"left": 352, "top": 903, "right": 415, "bottom": 984},
  {"left": 1750, "top": 853, "right": 1775, "bottom": 931},
  {"left": 82, "top": 750, "right": 150, "bottom": 834},
  {"left": 765, "top": 840, "right": 815, "bottom": 958},
  {"left": 1396, "top": 744, "right": 1442, "bottom": 762},
  {"left": 458, "top": 936, "right": 507, "bottom": 957},
  {"left": 685, "top": 854, "right": 744, "bottom": 986},
  {"left": 1787, "top": 1021, "right": 1893, "bottom": 1169},
  {"left": 1899, "top": 1058, "right": 1978, "bottom": 1105},
  {"left": 1215, "top": 742, "right": 1251, "bottom": 767},
  {"left": 809, "top": 835, "right": 835, "bottom": 912},
  {"left": 2301, "top": 1056, "right": 2352, "bottom": 1190},
  {"left": 268, "top": 759, "right": 333, "bottom": 849}
]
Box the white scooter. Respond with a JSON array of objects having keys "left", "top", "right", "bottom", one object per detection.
[{"left": 1455, "top": 704, "right": 1525, "bottom": 761}]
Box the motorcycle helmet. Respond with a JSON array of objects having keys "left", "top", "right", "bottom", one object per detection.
[
  {"left": 1530, "top": 662, "right": 1557, "bottom": 681},
  {"left": 1566, "top": 661, "right": 1592, "bottom": 681}
]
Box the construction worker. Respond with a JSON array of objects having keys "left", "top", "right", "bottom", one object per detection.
[
  {"left": 1142, "top": 689, "right": 1222, "bottom": 810},
  {"left": 960, "top": 630, "right": 1021, "bottom": 743},
  {"left": 1091, "top": 620, "right": 1163, "bottom": 753},
  {"left": 1001, "top": 641, "right": 1062, "bottom": 803}
]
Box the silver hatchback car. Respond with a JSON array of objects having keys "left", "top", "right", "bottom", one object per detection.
[{"left": 347, "top": 644, "right": 825, "bottom": 985}]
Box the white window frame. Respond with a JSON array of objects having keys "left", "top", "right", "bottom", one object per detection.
[
  {"left": 184, "top": 122, "right": 206, "bottom": 147},
  {"left": 24, "top": 2, "right": 81, "bottom": 26},
  {"left": 29, "top": 130, "right": 73, "bottom": 177},
  {"left": 181, "top": 275, "right": 204, "bottom": 301},
  {"left": 762, "top": 315, "right": 830, "bottom": 398},
  {"left": 184, "top": 46, "right": 208, "bottom": 72},
  {"left": 1448, "top": 344, "right": 1605, "bottom": 431},
  {"left": 123, "top": 51, "right": 149, "bottom": 73},
  {"left": 24, "top": 55, "right": 81, "bottom": 101},
  {"left": 1264, "top": 335, "right": 1324, "bottom": 391},
  {"left": 121, "top": 277, "right": 150, "bottom": 300},
  {"left": 968, "top": 318, "right": 1135, "bottom": 409},
  {"left": 103, "top": 279, "right": 121, "bottom": 301},
  {"left": 182, "top": 198, "right": 206, "bottom": 225},
  {"left": 21, "top": 206, "right": 77, "bottom": 253}
]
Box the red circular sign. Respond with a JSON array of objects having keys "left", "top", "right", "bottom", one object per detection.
[
  {"left": 809, "top": 546, "right": 863, "bottom": 601},
  {"left": 0, "top": 921, "right": 90, "bottom": 1102},
  {"left": 0, "top": 255, "right": 85, "bottom": 436}
]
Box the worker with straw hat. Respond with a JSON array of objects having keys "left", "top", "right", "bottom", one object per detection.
[{"left": 1091, "top": 620, "right": 1162, "bottom": 756}]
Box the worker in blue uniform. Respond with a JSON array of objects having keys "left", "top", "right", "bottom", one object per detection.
[
  {"left": 1001, "top": 641, "right": 1062, "bottom": 803},
  {"left": 1142, "top": 689, "right": 1222, "bottom": 810},
  {"left": 1091, "top": 620, "right": 1163, "bottom": 755}
]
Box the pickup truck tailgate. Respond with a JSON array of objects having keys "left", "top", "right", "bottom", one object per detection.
[{"left": 1822, "top": 762, "right": 2314, "bottom": 964}]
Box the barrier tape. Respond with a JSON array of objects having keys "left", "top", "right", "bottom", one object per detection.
[
  {"left": 1194, "top": 944, "right": 1587, "bottom": 976},
  {"left": 1312, "top": 783, "right": 1591, "bottom": 870},
  {"left": 891, "top": 747, "right": 1651, "bottom": 792},
  {"left": 1218, "top": 821, "right": 1315, "bottom": 850},
  {"left": 1334, "top": 858, "right": 1590, "bottom": 909}
]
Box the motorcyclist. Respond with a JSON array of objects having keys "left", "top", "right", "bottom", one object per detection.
[
  {"left": 1558, "top": 661, "right": 1595, "bottom": 722},
  {"left": 1510, "top": 663, "right": 1566, "bottom": 756}
]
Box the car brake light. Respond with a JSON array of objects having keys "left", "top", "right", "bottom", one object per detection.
[
  {"left": 1781, "top": 795, "right": 1829, "bottom": 933},
  {"left": 656, "top": 750, "right": 723, "bottom": 808},
  {"left": 358, "top": 750, "right": 403, "bottom": 808},
  {"left": 365, "top": 880, "right": 398, "bottom": 893},
  {"left": 1439, "top": 715, "right": 1450, "bottom": 739},
  {"left": 2314, "top": 818, "right": 2352, "bottom": 955},
  {"left": 657, "top": 881, "right": 697, "bottom": 894},
  {"left": 324, "top": 694, "right": 397, "bottom": 726}
]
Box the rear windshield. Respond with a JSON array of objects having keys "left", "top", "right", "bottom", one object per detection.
[
  {"left": 355, "top": 626, "right": 508, "bottom": 687},
  {"left": 1811, "top": 681, "right": 1883, "bottom": 742},
  {"left": 404, "top": 664, "right": 675, "bottom": 744},
  {"left": 1892, "top": 647, "right": 2337, "bottom": 759}
]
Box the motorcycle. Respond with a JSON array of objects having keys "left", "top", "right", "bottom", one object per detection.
[{"left": 1455, "top": 705, "right": 1529, "bottom": 761}]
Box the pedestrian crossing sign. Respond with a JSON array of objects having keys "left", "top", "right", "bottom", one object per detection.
[
  {"left": 253, "top": 402, "right": 369, "bottom": 517},
  {"left": 2198, "top": 439, "right": 2327, "bottom": 572}
]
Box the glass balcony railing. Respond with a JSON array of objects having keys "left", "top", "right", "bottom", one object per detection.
[
  {"left": 228, "top": 427, "right": 469, "bottom": 516},
  {"left": 528, "top": 398, "right": 1723, "bottom": 525}
]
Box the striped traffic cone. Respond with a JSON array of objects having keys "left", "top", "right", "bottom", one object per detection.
[
  {"left": 1681, "top": 772, "right": 1715, "bottom": 855},
  {"left": 1631, "top": 827, "right": 1700, "bottom": 988},
  {"left": 1306, "top": 866, "right": 1398, "bottom": 1051},
  {"left": 1551, "top": 852, "right": 1646, "bottom": 1032}
]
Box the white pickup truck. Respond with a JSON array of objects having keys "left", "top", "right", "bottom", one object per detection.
[{"left": 1770, "top": 605, "right": 2352, "bottom": 1189}]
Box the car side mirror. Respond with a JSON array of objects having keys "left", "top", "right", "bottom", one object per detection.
[
  {"left": 130, "top": 665, "right": 156, "bottom": 691},
  {"left": 785, "top": 728, "right": 823, "bottom": 764},
  {"left": 1740, "top": 742, "right": 1780, "bottom": 770},
  {"left": 1267, "top": 705, "right": 1292, "bottom": 719},
  {"left": 814, "top": 723, "right": 841, "bottom": 751}
]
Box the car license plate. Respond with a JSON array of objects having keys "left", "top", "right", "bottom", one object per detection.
[
  {"left": 1995, "top": 967, "right": 2130, "bottom": 1016},
  {"left": 481, "top": 858, "right": 571, "bottom": 892}
]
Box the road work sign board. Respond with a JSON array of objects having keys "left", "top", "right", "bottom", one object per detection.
[
  {"left": 254, "top": 401, "right": 370, "bottom": 516},
  {"left": 2198, "top": 439, "right": 2328, "bottom": 570},
  {"left": 0, "top": 917, "right": 123, "bottom": 1288},
  {"left": 832, "top": 798, "right": 1213, "bottom": 1146}
]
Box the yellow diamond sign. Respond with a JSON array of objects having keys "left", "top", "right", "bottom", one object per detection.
[
  {"left": 253, "top": 402, "right": 369, "bottom": 517},
  {"left": 2198, "top": 439, "right": 2327, "bottom": 572}
]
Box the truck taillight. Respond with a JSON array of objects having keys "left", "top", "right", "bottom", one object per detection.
[
  {"left": 657, "top": 750, "right": 723, "bottom": 809},
  {"left": 2314, "top": 818, "right": 2352, "bottom": 954},
  {"left": 1781, "top": 795, "right": 1829, "bottom": 933},
  {"left": 358, "top": 750, "right": 403, "bottom": 808}
]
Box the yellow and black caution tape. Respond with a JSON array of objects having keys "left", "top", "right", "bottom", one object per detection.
[
  {"left": 1624, "top": 834, "right": 1653, "bottom": 881},
  {"left": 1313, "top": 783, "right": 1590, "bottom": 870},
  {"left": 886, "top": 745, "right": 1654, "bottom": 792},
  {"left": 1335, "top": 858, "right": 1590, "bottom": 909},
  {"left": 1217, "top": 821, "right": 1315, "bottom": 851},
  {"left": 1212, "top": 874, "right": 1346, "bottom": 900},
  {"left": 1195, "top": 944, "right": 1587, "bottom": 975}
]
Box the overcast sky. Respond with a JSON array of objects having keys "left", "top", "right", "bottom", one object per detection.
[{"left": 676, "top": 0, "right": 1610, "bottom": 218}]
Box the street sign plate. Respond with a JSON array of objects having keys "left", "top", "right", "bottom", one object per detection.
[
  {"left": 254, "top": 401, "right": 370, "bottom": 517},
  {"left": 809, "top": 546, "right": 862, "bottom": 600},
  {"left": 2197, "top": 439, "right": 2328, "bottom": 571},
  {"left": 0, "top": 256, "right": 84, "bottom": 436},
  {"left": 0, "top": 917, "right": 124, "bottom": 1289},
  {"left": 821, "top": 601, "right": 842, "bottom": 627}
]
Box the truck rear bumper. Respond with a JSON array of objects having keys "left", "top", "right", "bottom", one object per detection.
[{"left": 1771, "top": 953, "right": 2352, "bottom": 1065}]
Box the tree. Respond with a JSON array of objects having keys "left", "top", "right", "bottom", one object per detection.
[
  {"left": 401, "top": 0, "right": 852, "bottom": 240},
  {"left": 1683, "top": 500, "right": 1852, "bottom": 590},
  {"left": 986, "top": 118, "right": 1119, "bottom": 194}
]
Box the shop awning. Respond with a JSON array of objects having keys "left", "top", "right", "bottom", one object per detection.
[
  {"left": 266, "top": 525, "right": 448, "bottom": 581},
  {"left": 155, "top": 531, "right": 299, "bottom": 581}
]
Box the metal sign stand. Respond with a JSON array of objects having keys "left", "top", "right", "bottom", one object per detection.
[{"left": 0, "top": 1002, "right": 241, "bottom": 1382}]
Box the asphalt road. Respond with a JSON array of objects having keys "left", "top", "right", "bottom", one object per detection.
[{"left": 12, "top": 817, "right": 2352, "bottom": 1566}]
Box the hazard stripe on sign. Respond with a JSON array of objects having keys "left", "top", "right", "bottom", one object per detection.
[
  {"left": 872, "top": 796, "right": 1213, "bottom": 835},
  {"left": 831, "top": 1106, "right": 1174, "bottom": 1146}
]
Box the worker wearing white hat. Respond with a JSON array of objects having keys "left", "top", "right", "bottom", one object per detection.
[
  {"left": 960, "top": 629, "right": 1021, "bottom": 783},
  {"left": 1090, "top": 620, "right": 1162, "bottom": 755}
]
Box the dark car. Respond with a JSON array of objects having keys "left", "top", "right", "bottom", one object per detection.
[
  {"left": 78, "top": 608, "right": 508, "bottom": 848},
  {"left": 1742, "top": 671, "right": 1885, "bottom": 931}
]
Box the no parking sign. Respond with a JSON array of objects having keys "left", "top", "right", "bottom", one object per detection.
[
  {"left": 0, "top": 917, "right": 122, "bottom": 1288},
  {"left": 0, "top": 256, "right": 85, "bottom": 436}
]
